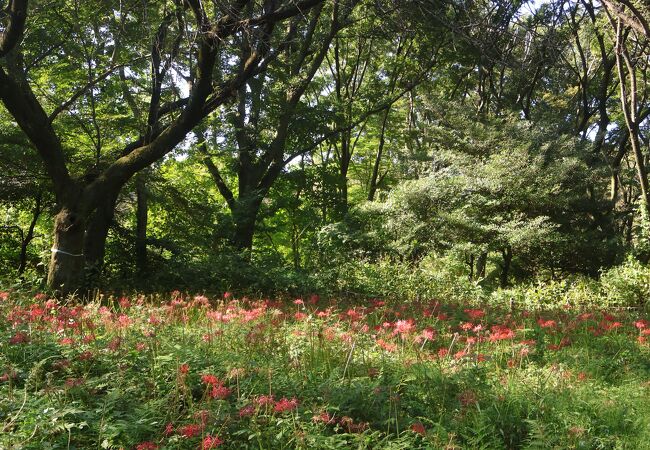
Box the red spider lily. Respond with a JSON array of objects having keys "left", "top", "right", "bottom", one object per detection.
[
  {"left": 0, "top": 370, "right": 17, "bottom": 382},
  {"left": 118, "top": 297, "right": 131, "bottom": 309},
  {"left": 460, "top": 322, "right": 474, "bottom": 331},
  {"left": 489, "top": 325, "right": 515, "bottom": 341},
  {"left": 312, "top": 411, "right": 336, "bottom": 424},
  {"left": 293, "top": 299, "right": 304, "bottom": 305},
  {"left": 179, "top": 423, "right": 202, "bottom": 438},
  {"left": 135, "top": 442, "right": 158, "bottom": 450},
  {"left": 273, "top": 397, "right": 298, "bottom": 413},
  {"left": 239, "top": 404, "right": 255, "bottom": 417},
  {"left": 77, "top": 351, "right": 94, "bottom": 361},
  {"left": 410, "top": 422, "right": 426, "bottom": 436},
  {"left": 163, "top": 423, "right": 174, "bottom": 436},
  {"left": 254, "top": 394, "right": 275, "bottom": 407},
  {"left": 537, "top": 318, "right": 557, "bottom": 328},
  {"left": 64, "top": 378, "right": 84, "bottom": 387},
  {"left": 602, "top": 313, "right": 617, "bottom": 322},
  {"left": 338, "top": 416, "right": 369, "bottom": 433},
  {"left": 464, "top": 309, "right": 485, "bottom": 320},
  {"left": 202, "top": 435, "right": 223, "bottom": 449},
  {"left": 601, "top": 321, "right": 622, "bottom": 331},
  {"left": 107, "top": 337, "right": 122, "bottom": 352},
  {"left": 193, "top": 295, "right": 210, "bottom": 308},
  {"left": 210, "top": 384, "right": 231, "bottom": 400},
  {"left": 634, "top": 320, "right": 649, "bottom": 330},
  {"left": 345, "top": 309, "right": 363, "bottom": 321},
  {"left": 0, "top": 291, "right": 9, "bottom": 301},
  {"left": 393, "top": 319, "right": 415, "bottom": 336},
  {"left": 8, "top": 331, "right": 29, "bottom": 345},
  {"left": 294, "top": 311, "right": 307, "bottom": 321},
  {"left": 437, "top": 348, "right": 449, "bottom": 358},
  {"left": 179, "top": 364, "right": 190, "bottom": 375},
  {"left": 52, "top": 359, "right": 71, "bottom": 370},
  {"left": 201, "top": 374, "right": 219, "bottom": 385},
  {"left": 376, "top": 338, "right": 397, "bottom": 352}
]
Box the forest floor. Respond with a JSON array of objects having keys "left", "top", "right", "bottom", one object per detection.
[{"left": 1, "top": 290, "right": 649, "bottom": 449}]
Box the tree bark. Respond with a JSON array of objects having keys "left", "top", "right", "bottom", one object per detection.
[
  {"left": 47, "top": 207, "right": 85, "bottom": 295},
  {"left": 83, "top": 191, "right": 119, "bottom": 286},
  {"left": 232, "top": 193, "right": 263, "bottom": 253},
  {"left": 368, "top": 107, "right": 390, "bottom": 201},
  {"left": 476, "top": 252, "right": 487, "bottom": 279}
]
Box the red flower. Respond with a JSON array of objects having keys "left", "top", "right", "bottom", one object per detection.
[
  {"left": 489, "top": 324, "right": 515, "bottom": 341},
  {"left": 464, "top": 309, "right": 485, "bottom": 320},
  {"left": 393, "top": 319, "right": 415, "bottom": 336},
  {"left": 537, "top": 318, "right": 557, "bottom": 329},
  {"left": 118, "top": 297, "right": 131, "bottom": 309},
  {"left": 312, "top": 411, "right": 335, "bottom": 424},
  {"left": 135, "top": 442, "right": 158, "bottom": 450},
  {"left": 201, "top": 374, "right": 219, "bottom": 385},
  {"left": 179, "top": 423, "right": 201, "bottom": 438},
  {"left": 202, "top": 435, "right": 223, "bottom": 449},
  {"left": 9, "top": 331, "right": 29, "bottom": 345},
  {"left": 210, "top": 384, "right": 231, "bottom": 400},
  {"left": 164, "top": 423, "right": 174, "bottom": 436},
  {"left": 254, "top": 394, "right": 275, "bottom": 407},
  {"left": 635, "top": 319, "right": 649, "bottom": 330},
  {"left": 239, "top": 404, "right": 255, "bottom": 417},
  {"left": 179, "top": 364, "right": 190, "bottom": 375},
  {"left": 410, "top": 422, "right": 426, "bottom": 436},
  {"left": 273, "top": 397, "right": 298, "bottom": 413}
]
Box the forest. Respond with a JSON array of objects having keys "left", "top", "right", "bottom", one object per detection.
[{"left": 1, "top": 0, "right": 650, "bottom": 448}]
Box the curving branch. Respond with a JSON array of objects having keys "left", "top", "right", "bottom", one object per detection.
[{"left": 0, "top": 0, "right": 28, "bottom": 58}]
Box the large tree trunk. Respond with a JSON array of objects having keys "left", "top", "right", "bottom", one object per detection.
[
  {"left": 232, "top": 195, "right": 262, "bottom": 253},
  {"left": 83, "top": 191, "right": 119, "bottom": 286},
  {"left": 47, "top": 207, "right": 86, "bottom": 295}
]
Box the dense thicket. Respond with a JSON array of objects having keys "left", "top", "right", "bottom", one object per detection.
[{"left": 1, "top": 0, "right": 650, "bottom": 297}]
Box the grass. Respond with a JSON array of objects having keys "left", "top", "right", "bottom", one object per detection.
[{"left": 0, "top": 289, "right": 649, "bottom": 449}]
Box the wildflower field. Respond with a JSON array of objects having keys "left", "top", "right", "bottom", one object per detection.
[{"left": 1, "top": 290, "right": 649, "bottom": 449}]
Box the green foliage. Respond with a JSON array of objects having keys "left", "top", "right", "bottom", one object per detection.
[{"left": 600, "top": 258, "right": 650, "bottom": 307}]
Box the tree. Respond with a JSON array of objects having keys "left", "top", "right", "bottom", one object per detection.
[{"left": 0, "top": 0, "right": 327, "bottom": 294}]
